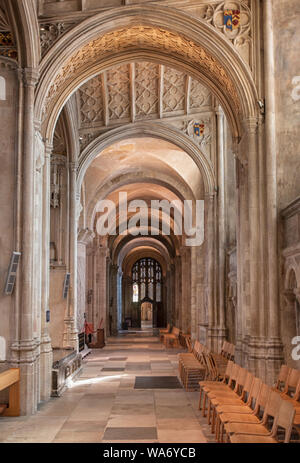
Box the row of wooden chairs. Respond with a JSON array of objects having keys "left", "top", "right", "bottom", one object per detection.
[
  {"left": 178, "top": 340, "right": 228, "bottom": 391},
  {"left": 220, "top": 341, "right": 235, "bottom": 360},
  {"left": 198, "top": 361, "right": 300, "bottom": 443}
]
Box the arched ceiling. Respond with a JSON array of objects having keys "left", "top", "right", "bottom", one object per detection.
[
  {"left": 84, "top": 137, "right": 204, "bottom": 220},
  {"left": 75, "top": 61, "right": 213, "bottom": 152},
  {"left": 83, "top": 135, "right": 204, "bottom": 262}
]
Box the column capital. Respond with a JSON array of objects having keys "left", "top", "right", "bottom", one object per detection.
[
  {"left": 68, "top": 161, "right": 78, "bottom": 172},
  {"left": 77, "top": 227, "right": 95, "bottom": 245},
  {"left": 243, "top": 116, "right": 259, "bottom": 134},
  {"left": 204, "top": 192, "right": 217, "bottom": 201},
  {"left": 23, "top": 68, "right": 39, "bottom": 87}
]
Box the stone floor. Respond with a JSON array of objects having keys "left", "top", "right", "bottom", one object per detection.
[{"left": 0, "top": 330, "right": 214, "bottom": 443}]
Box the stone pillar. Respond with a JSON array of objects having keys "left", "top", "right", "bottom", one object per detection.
[
  {"left": 235, "top": 157, "right": 250, "bottom": 366},
  {"left": 77, "top": 229, "right": 94, "bottom": 337},
  {"left": 180, "top": 246, "right": 191, "bottom": 333},
  {"left": 216, "top": 110, "right": 227, "bottom": 347},
  {"left": 205, "top": 193, "right": 218, "bottom": 351},
  {"left": 117, "top": 268, "right": 123, "bottom": 330},
  {"left": 264, "top": 0, "right": 284, "bottom": 378},
  {"left": 11, "top": 68, "right": 40, "bottom": 415},
  {"left": 190, "top": 246, "right": 197, "bottom": 339},
  {"left": 63, "top": 162, "right": 78, "bottom": 350},
  {"left": 244, "top": 118, "right": 262, "bottom": 374},
  {"left": 110, "top": 264, "right": 118, "bottom": 336},
  {"left": 96, "top": 246, "right": 109, "bottom": 333},
  {"left": 174, "top": 256, "right": 181, "bottom": 326},
  {"left": 40, "top": 142, "right": 53, "bottom": 402}
]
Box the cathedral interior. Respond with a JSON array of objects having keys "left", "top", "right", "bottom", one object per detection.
[{"left": 0, "top": 0, "right": 299, "bottom": 444}]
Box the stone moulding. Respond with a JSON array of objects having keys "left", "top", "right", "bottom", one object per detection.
[
  {"left": 40, "top": 26, "right": 240, "bottom": 122},
  {"left": 35, "top": 5, "right": 258, "bottom": 144}
]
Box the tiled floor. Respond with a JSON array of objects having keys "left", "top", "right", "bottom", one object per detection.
[{"left": 0, "top": 330, "right": 213, "bottom": 443}]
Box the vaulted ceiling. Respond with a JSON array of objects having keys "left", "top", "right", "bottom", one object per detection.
[{"left": 74, "top": 61, "right": 214, "bottom": 152}]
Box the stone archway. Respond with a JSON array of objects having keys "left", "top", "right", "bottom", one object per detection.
[{"left": 35, "top": 6, "right": 258, "bottom": 143}]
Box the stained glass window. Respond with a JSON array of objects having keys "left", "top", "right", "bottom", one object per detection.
[{"left": 131, "top": 258, "right": 162, "bottom": 303}]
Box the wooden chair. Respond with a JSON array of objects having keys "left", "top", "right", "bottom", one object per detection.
[
  {"left": 272, "top": 364, "right": 291, "bottom": 393},
  {"left": 198, "top": 360, "right": 234, "bottom": 416},
  {"left": 207, "top": 367, "right": 248, "bottom": 432},
  {"left": 0, "top": 368, "right": 20, "bottom": 417},
  {"left": 225, "top": 389, "right": 282, "bottom": 440},
  {"left": 228, "top": 343, "right": 235, "bottom": 361},
  {"left": 220, "top": 341, "right": 228, "bottom": 357},
  {"left": 214, "top": 377, "right": 262, "bottom": 432},
  {"left": 181, "top": 352, "right": 207, "bottom": 391},
  {"left": 163, "top": 327, "right": 180, "bottom": 348},
  {"left": 280, "top": 368, "right": 300, "bottom": 399},
  {"left": 201, "top": 362, "right": 240, "bottom": 420},
  {"left": 159, "top": 323, "right": 171, "bottom": 342},
  {"left": 217, "top": 381, "right": 269, "bottom": 442},
  {"left": 230, "top": 396, "right": 296, "bottom": 443}
]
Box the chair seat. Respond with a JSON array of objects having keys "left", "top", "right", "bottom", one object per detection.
[
  {"left": 219, "top": 412, "right": 260, "bottom": 424},
  {"left": 216, "top": 404, "right": 253, "bottom": 414},
  {"left": 225, "top": 422, "right": 270, "bottom": 436},
  {"left": 211, "top": 397, "right": 244, "bottom": 407},
  {"left": 230, "top": 434, "right": 277, "bottom": 444}
]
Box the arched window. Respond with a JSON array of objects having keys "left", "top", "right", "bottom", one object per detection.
[
  {"left": 131, "top": 258, "right": 162, "bottom": 302},
  {"left": 0, "top": 76, "right": 6, "bottom": 101}
]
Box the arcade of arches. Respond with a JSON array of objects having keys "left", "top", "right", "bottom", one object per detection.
[{"left": 0, "top": 0, "right": 299, "bottom": 432}]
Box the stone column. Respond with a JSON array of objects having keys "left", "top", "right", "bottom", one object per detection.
[
  {"left": 235, "top": 157, "right": 250, "bottom": 366},
  {"left": 190, "top": 246, "right": 197, "bottom": 339},
  {"left": 40, "top": 142, "right": 53, "bottom": 402},
  {"left": 174, "top": 256, "right": 181, "bottom": 326},
  {"left": 244, "top": 118, "right": 262, "bottom": 373},
  {"left": 77, "top": 229, "right": 94, "bottom": 337},
  {"left": 216, "top": 110, "right": 227, "bottom": 347},
  {"left": 264, "top": 0, "right": 284, "bottom": 376},
  {"left": 180, "top": 246, "right": 191, "bottom": 333},
  {"left": 13, "top": 68, "right": 39, "bottom": 415},
  {"left": 117, "top": 267, "right": 123, "bottom": 330},
  {"left": 96, "top": 246, "right": 109, "bottom": 333},
  {"left": 110, "top": 264, "right": 119, "bottom": 336},
  {"left": 63, "top": 162, "right": 78, "bottom": 350},
  {"left": 205, "top": 193, "right": 218, "bottom": 351}
]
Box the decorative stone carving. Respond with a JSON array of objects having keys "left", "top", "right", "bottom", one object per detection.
[
  {"left": 50, "top": 154, "right": 66, "bottom": 208},
  {"left": 135, "top": 61, "right": 159, "bottom": 117},
  {"left": 107, "top": 64, "right": 130, "bottom": 121},
  {"left": 163, "top": 66, "right": 185, "bottom": 113},
  {"left": 167, "top": 117, "right": 212, "bottom": 149},
  {"left": 189, "top": 78, "right": 212, "bottom": 110},
  {"left": 78, "top": 75, "right": 104, "bottom": 125},
  {"left": 40, "top": 22, "right": 76, "bottom": 57},
  {"left": 42, "top": 26, "right": 240, "bottom": 122},
  {"left": 79, "top": 131, "right": 102, "bottom": 150}
]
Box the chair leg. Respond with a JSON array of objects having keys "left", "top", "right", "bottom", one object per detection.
[
  {"left": 198, "top": 389, "right": 203, "bottom": 410},
  {"left": 202, "top": 394, "right": 207, "bottom": 417}
]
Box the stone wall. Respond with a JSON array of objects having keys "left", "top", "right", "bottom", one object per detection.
[
  {"left": 273, "top": 0, "right": 300, "bottom": 210},
  {"left": 0, "top": 62, "right": 18, "bottom": 369}
]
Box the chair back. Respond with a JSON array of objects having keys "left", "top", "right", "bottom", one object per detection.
[
  {"left": 272, "top": 399, "right": 296, "bottom": 443},
  {"left": 283, "top": 368, "right": 300, "bottom": 397},
  {"left": 274, "top": 365, "right": 290, "bottom": 392}
]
